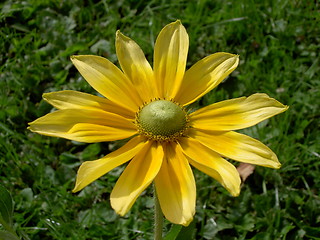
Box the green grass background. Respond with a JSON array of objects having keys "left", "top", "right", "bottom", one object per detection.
[{"left": 1, "top": 0, "right": 319, "bottom": 239}]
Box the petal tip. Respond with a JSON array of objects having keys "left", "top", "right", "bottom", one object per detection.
[
  {"left": 116, "top": 30, "right": 129, "bottom": 42},
  {"left": 180, "top": 217, "right": 194, "bottom": 227},
  {"left": 271, "top": 154, "right": 281, "bottom": 169},
  {"left": 27, "top": 122, "right": 36, "bottom": 128},
  {"left": 116, "top": 30, "right": 124, "bottom": 39},
  {"left": 70, "top": 55, "right": 79, "bottom": 64},
  {"left": 70, "top": 55, "right": 84, "bottom": 63},
  {"left": 233, "top": 54, "right": 240, "bottom": 65},
  {"left": 42, "top": 92, "right": 50, "bottom": 101},
  {"left": 72, "top": 182, "right": 84, "bottom": 193},
  {"left": 231, "top": 189, "right": 241, "bottom": 197},
  {"left": 274, "top": 162, "right": 281, "bottom": 169},
  {"left": 110, "top": 198, "right": 127, "bottom": 217},
  {"left": 167, "top": 19, "right": 184, "bottom": 29}
]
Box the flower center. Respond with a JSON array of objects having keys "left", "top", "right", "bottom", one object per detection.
[{"left": 136, "top": 100, "right": 188, "bottom": 141}]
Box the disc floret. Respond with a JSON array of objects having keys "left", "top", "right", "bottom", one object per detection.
[{"left": 136, "top": 99, "right": 189, "bottom": 141}]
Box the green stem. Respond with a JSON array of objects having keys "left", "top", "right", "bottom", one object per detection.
[{"left": 154, "top": 186, "right": 163, "bottom": 240}]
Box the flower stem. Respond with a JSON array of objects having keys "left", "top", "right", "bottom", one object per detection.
[{"left": 154, "top": 186, "right": 163, "bottom": 240}]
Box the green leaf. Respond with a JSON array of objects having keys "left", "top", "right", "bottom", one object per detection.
[
  {"left": 249, "top": 232, "right": 271, "bottom": 240},
  {"left": 0, "top": 230, "right": 20, "bottom": 240},
  {"left": 163, "top": 225, "right": 182, "bottom": 240},
  {"left": 176, "top": 220, "right": 196, "bottom": 240},
  {"left": 0, "top": 185, "right": 13, "bottom": 227},
  {"left": 304, "top": 226, "right": 320, "bottom": 238},
  {"left": 80, "top": 143, "right": 101, "bottom": 161}
]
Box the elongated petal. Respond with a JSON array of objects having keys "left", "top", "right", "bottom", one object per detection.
[
  {"left": 73, "top": 136, "right": 146, "bottom": 192},
  {"left": 174, "top": 53, "right": 239, "bottom": 105},
  {"left": 111, "top": 141, "right": 164, "bottom": 215},
  {"left": 155, "top": 143, "right": 196, "bottom": 226},
  {"left": 28, "top": 109, "right": 137, "bottom": 143},
  {"left": 189, "top": 129, "right": 281, "bottom": 168},
  {"left": 179, "top": 137, "right": 240, "bottom": 196},
  {"left": 71, "top": 55, "right": 142, "bottom": 112},
  {"left": 190, "top": 93, "right": 289, "bottom": 131},
  {"left": 43, "top": 90, "right": 134, "bottom": 119},
  {"left": 154, "top": 20, "right": 189, "bottom": 99},
  {"left": 116, "top": 31, "right": 157, "bottom": 101}
]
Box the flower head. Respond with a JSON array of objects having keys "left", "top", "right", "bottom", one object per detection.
[{"left": 28, "top": 20, "right": 288, "bottom": 226}]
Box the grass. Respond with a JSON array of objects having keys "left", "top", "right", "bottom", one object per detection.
[{"left": 1, "top": 0, "right": 319, "bottom": 239}]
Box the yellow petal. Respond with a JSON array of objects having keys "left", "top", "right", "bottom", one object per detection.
[
  {"left": 110, "top": 141, "right": 164, "bottom": 215},
  {"left": 174, "top": 53, "right": 239, "bottom": 105},
  {"left": 190, "top": 93, "right": 289, "bottom": 131},
  {"left": 71, "top": 55, "right": 142, "bottom": 112},
  {"left": 189, "top": 129, "right": 281, "bottom": 169},
  {"left": 116, "top": 31, "right": 157, "bottom": 101},
  {"left": 28, "top": 109, "right": 137, "bottom": 143},
  {"left": 155, "top": 142, "right": 196, "bottom": 226},
  {"left": 154, "top": 20, "right": 189, "bottom": 99},
  {"left": 179, "top": 137, "right": 240, "bottom": 196},
  {"left": 43, "top": 90, "right": 134, "bottom": 119},
  {"left": 73, "top": 136, "right": 146, "bottom": 192}
]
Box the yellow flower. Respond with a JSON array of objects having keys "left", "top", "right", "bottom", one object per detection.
[{"left": 28, "top": 20, "right": 288, "bottom": 226}]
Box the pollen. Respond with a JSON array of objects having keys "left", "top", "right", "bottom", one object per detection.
[{"left": 135, "top": 100, "right": 189, "bottom": 142}]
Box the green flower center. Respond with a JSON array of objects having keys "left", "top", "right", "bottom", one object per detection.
[{"left": 136, "top": 100, "right": 188, "bottom": 141}]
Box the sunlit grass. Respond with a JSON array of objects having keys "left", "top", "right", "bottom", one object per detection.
[{"left": 1, "top": 0, "right": 319, "bottom": 239}]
